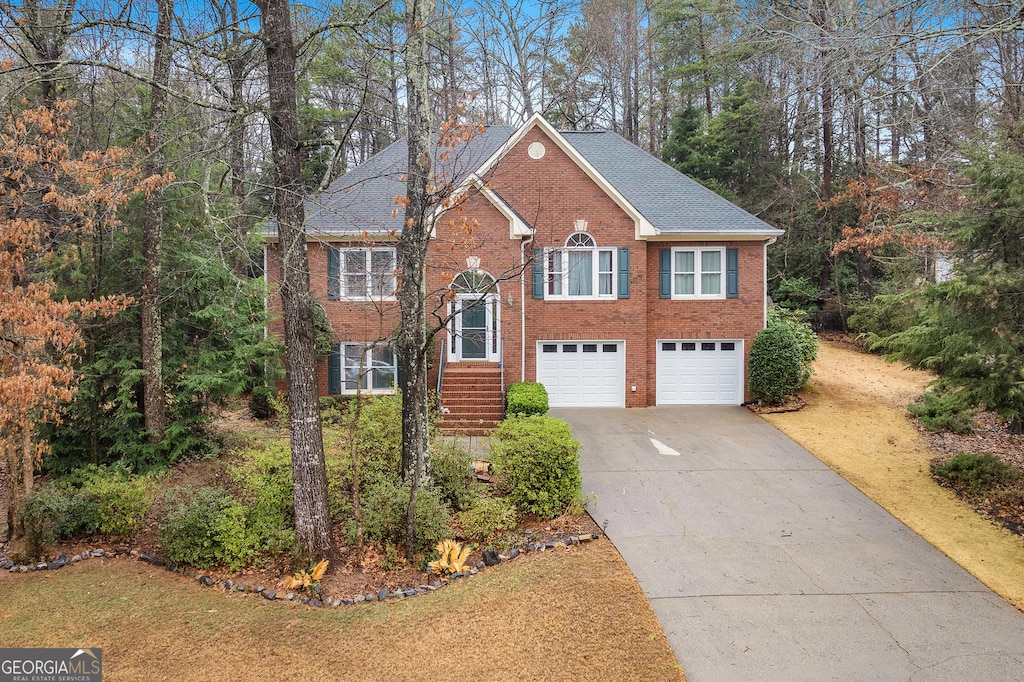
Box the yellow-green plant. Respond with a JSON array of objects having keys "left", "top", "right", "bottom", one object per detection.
[
  {"left": 427, "top": 539, "right": 471, "bottom": 576},
  {"left": 283, "top": 559, "right": 329, "bottom": 597}
]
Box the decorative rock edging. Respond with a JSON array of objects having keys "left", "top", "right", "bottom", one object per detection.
[{"left": 0, "top": 533, "right": 602, "bottom": 610}]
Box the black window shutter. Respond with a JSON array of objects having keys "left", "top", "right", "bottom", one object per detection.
[
  {"left": 726, "top": 248, "right": 739, "bottom": 299},
  {"left": 394, "top": 349, "right": 401, "bottom": 390},
  {"left": 327, "top": 248, "right": 340, "bottom": 300},
  {"left": 328, "top": 344, "right": 341, "bottom": 394},
  {"left": 659, "top": 248, "right": 671, "bottom": 299},
  {"left": 617, "top": 248, "right": 630, "bottom": 299},
  {"left": 532, "top": 248, "right": 544, "bottom": 299}
]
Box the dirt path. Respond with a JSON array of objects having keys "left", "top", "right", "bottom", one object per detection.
[{"left": 761, "top": 341, "right": 1024, "bottom": 611}]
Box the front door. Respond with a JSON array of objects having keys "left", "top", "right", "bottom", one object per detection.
[{"left": 450, "top": 295, "right": 499, "bottom": 362}]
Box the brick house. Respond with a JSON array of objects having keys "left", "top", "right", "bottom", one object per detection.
[{"left": 264, "top": 115, "right": 783, "bottom": 432}]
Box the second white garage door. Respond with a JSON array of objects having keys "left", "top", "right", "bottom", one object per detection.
[
  {"left": 656, "top": 340, "right": 743, "bottom": 405},
  {"left": 536, "top": 341, "right": 625, "bottom": 408}
]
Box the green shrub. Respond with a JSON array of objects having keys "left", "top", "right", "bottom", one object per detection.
[
  {"left": 210, "top": 498, "right": 295, "bottom": 570},
  {"left": 748, "top": 322, "right": 804, "bottom": 405},
  {"left": 773, "top": 277, "right": 820, "bottom": 318},
  {"left": 20, "top": 484, "right": 96, "bottom": 559},
  {"left": 158, "top": 486, "right": 295, "bottom": 570},
  {"left": 931, "top": 453, "right": 1021, "bottom": 495},
  {"left": 848, "top": 293, "right": 918, "bottom": 340},
  {"left": 78, "top": 471, "right": 153, "bottom": 540},
  {"left": 457, "top": 495, "right": 518, "bottom": 543},
  {"left": 908, "top": 388, "right": 977, "bottom": 434},
  {"left": 360, "top": 480, "right": 451, "bottom": 554},
  {"left": 767, "top": 305, "right": 818, "bottom": 385},
  {"left": 342, "top": 394, "right": 403, "bottom": 489},
  {"left": 430, "top": 438, "right": 477, "bottom": 512},
  {"left": 506, "top": 382, "right": 548, "bottom": 417},
  {"left": 230, "top": 441, "right": 296, "bottom": 525},
  {"left": 250, "top": 386, "right": 275, "bottom": 419},
  {"left": 490, "top": 416, "right": 582, "bottom": 519},
  {"left": 159, "top": 487, "right": 225, "bottom": 568}
]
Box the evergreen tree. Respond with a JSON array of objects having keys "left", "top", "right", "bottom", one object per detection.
[{"left": 873, "top": 149, "right": 1024, "bottom": 432}]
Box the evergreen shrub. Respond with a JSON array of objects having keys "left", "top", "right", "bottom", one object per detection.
[
  {"left": 506, "top": 382, "right": 548, "bottom": 417},
  {"left": 490, "top": 416, "right": 581, "bottom": 518}
]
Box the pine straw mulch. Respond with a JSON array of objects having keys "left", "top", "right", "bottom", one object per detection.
[{"left": 920, "top": 411, "right": 1024, "bottom": 538}]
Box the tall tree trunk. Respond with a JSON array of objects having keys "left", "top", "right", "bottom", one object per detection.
[
  {"left": 815, "top": 0, "right": 834, "bottom": 291},
  {"left": 140, "top": 0, "right": 173, "bottom": 445},
  {"left": 256, "top": 0, "right": 334, "bottom": 561},
  {"left": 399, "top": 0, "right": 435, "bottom": 561},
  {"left": 227, "top": 0, "right": 251, "bottom": 276}
]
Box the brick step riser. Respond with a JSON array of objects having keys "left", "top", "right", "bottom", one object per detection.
[{"left": 442, "top": 400, "right": 503, "bottom": 406}]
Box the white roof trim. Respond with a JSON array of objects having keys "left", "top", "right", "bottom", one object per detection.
[
  {"left": 453, "top": 114, "right": 657, "bottom": 239},
  {"left": 433, "top": 175, "right": 532, "bottom": 239},
  {"left": 646, "top": 229, "right": 784, "bottom": 241}
]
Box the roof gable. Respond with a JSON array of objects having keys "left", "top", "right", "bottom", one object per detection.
[{"left": 264, "top": 117, "right": 782, "bottom": 241}]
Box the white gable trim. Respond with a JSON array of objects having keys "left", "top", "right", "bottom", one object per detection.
[
  {"left": 451, "top": 114, "right": 657, "bottom": 240},
  {"left": 432, "top": 176, "right": 532, "bottom": 239}
]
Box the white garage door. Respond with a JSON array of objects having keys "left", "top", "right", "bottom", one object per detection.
[
  {"left": 536, "top": 341, "right": 625, "bottom": 407},
  {"left": 656, "top": 340, "right": 743, "bottom": 405}
]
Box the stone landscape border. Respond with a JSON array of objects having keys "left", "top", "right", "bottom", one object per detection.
[{"left": 1, "top": 531, "right": 602, "bottom": 609}]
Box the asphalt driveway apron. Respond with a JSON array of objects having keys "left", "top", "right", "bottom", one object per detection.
[{"left": 553, "top": 406, "right": 1024, "bottom": 681}]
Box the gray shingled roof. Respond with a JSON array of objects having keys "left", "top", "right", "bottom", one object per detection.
[
  {"left": 561, "top": 130, "right": 782, "bottom": 236},
  {"left": 264, "top": 125, "right": 515, "bottom": 238},
  {"left": 264, "top": 122, "right": 782, "bottom": 238}
]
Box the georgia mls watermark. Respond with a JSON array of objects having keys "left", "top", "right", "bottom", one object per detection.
[{"left": 0, "top": 648, "right": 102, "bottom": 682}]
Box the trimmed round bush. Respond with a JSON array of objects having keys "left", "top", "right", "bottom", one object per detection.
[
  {"left": 506, "top": 381, "right": 549, "bottom": 417},
  {"left": 748, "top": 323, "right": 804, "bottom": 405},
  {"left": 490, "top": 416, "right": 581, "bottom": 519}
]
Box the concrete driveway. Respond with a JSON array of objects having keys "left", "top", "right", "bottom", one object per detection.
[{"left": 553, "top": 406, "right": 1024, "bottom": 681}]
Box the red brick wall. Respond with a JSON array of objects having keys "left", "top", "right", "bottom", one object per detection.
[
  {"left": 266, "top": 125, "right": 770, "bottom": 406},
  {"left": 645, "top": 240, "right": 765, "bottom": 403}
]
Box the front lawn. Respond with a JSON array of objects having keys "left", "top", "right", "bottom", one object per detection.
[{"left": 0, "top": 539, "right": 683, "bottom": 681}]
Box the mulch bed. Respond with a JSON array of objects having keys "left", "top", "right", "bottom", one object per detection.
[
  {"left": 922, "top": 411, "right": 1024, "bottom": 539},
  {"left": 746, "top": 394, "right": 807, "bottom": 414}
]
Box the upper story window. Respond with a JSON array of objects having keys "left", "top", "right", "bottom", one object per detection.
[
  {"left": 328, "top": 247, "right": 396, "bottom": 300},
  {"left": 671, "top": 247, "right": 724, "bottom": 299},
  {"left": 545, "top": 233, "right": 616, "bottom": 299}
]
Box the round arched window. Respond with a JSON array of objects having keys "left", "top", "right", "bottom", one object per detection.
[
  {"left": 565, "top": 232, "right": 596, "bottom": 248},
  {"left": 451, "top": 270, "right": 498, "bottom": 294}
]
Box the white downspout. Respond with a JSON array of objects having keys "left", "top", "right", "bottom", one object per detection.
[{"left": 520, "top": 235, "right": 534, "bottom": 382}]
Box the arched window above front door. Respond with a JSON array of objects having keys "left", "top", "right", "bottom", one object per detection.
[{"left": 451, "top": 270, "right": 498, "bottom": 295}]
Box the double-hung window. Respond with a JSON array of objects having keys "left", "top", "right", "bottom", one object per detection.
[
  {"left": 329, "top": 247, "right": 396, "bottom": 300},
  {"left": 672, "top": 247, "right": 724, "bottom": 299},
  {"left": 329, "top": 342, "right": 397, "bottom": 394},
  {"left": 545, "top": 233, "right": 616, "bottom": 298}
]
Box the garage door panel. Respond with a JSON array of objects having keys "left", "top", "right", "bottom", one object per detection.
[
  {"left": 537, "top": 340, "right": 625, "bottom": 408},
  {"left": 657, "top": 340, "right": 742, "bottom": 405}
]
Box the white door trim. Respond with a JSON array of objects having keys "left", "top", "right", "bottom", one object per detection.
[
  {"left": 655, "top": 338, "right": 744, "bottom": 405},
  {"left": 535, "top": 339, "right": 626, "bottom": 407},
  {"left": 448, "top": 294, "right": 501, "bottom": 362}
]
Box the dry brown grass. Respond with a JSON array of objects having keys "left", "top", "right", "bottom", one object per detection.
[
  {"left": 761, "top": 341, "right": 1024, "bottom": 611},
  {"left": 0, "top": 539, "right": 684, "bottom": 681}
]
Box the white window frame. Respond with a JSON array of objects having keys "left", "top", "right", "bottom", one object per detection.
[
  {"left": 337, "top": 247, "right": 396, "bottom": 300},
  {"left": 671, "top": 247, "right": 725, "bottom": 300},
  {"left": 544, "top": 233, "right": 616, "bottom": 300},
  {"left": 339, "top": 342, "right": 398, "bottom": 394}
]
